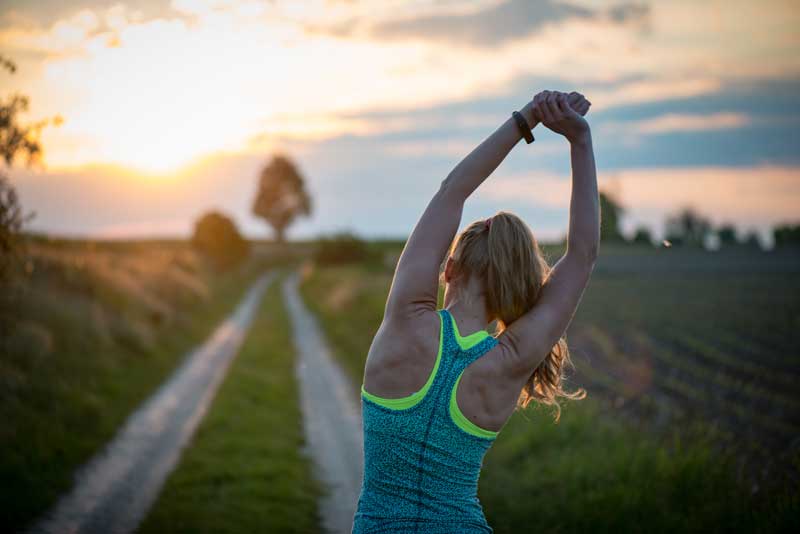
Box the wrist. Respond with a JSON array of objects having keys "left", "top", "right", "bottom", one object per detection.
[
  {"left": 519, "top": 101, "right": 538, "bottom": 128},
  {"left": 569, "top": 128, "right": 592, "bottom": 147}
]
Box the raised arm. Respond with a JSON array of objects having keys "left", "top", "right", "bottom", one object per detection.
[
  {"left": 384, "top": 92, "right": 588, "bottom": 322},
  {"left": 502, "top": 91, "right": 600, "bottom": 373}
]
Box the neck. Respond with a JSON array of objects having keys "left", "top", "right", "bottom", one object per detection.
[{"left": 443, "top": 285, "right": 491, "bottom": 334}]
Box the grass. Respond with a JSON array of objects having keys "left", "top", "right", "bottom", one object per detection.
[
  {"left": 298, "top": 251, "right": 799, "bottom": 533},
  {"left": 0, "top": 238, "right": 271, "bottom": 531},
  {"left": 138, "top": 271, "right": 323, "bottom": 534}
]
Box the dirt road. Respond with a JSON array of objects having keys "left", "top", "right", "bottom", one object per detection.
[
  {"left": 283, "top": 271, "right": 364, "bottom": 534},
  {"left": 28, "top": 272, "right": 276, "bottom": 534}
]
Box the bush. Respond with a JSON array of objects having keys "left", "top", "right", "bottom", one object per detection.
[
  {"left": 313, "top": 232, "right": 371, "bottom": 265},
  {"left": 0, "top": 173, "right": 26, "bottom": 282},
  {"left": 191, "top": 211, "right": 250, "bottom": 272},
  {"left": 631, "top": 226, "right": 654, "bottom": 246},
  {"left": 773, "top": 223, "right": 800, "bottom": 248}
]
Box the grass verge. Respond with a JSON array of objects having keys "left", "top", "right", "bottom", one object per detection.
[
  {"left": 138, "top": 271, "right": 323, "bottom": 534},
  {"left": 2, "top": 248, "right": 268, "bottom": 531}
]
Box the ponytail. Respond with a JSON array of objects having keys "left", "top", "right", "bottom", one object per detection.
[{"left": 448, "top": 211, "right": 586, "bottom": 422}]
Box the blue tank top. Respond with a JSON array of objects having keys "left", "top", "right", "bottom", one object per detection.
[{"left": 353, "top": 308, "right": 500, "bottom": 534}]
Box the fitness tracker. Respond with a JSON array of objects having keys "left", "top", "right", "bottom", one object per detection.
[{"left": 512, "top": 111, "right": 535, "bottom": 144}]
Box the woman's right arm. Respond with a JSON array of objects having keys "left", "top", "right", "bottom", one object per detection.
[{"left": 500, "top": 92, "right": 600, "bottom": 375}]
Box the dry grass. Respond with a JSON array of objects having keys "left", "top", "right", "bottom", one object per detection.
[{"left": 0, "top": 236, "right": 269, "bottom": 531}]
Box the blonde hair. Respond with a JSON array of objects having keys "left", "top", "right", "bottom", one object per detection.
[{"left": 442, "top": 210, "right": 586, "bottom": 422}]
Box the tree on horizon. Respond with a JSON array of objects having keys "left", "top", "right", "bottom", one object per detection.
[
  {"left": 632, "top": 225, "right": 653, "bottom": 246},
  {"left": 599, "top": 190, "right": 625, "bottom": 243},
  {"left": 251, "top": 154, "right": 312, "bottom": 243},
  {"left": 716, "top": 223, "right": 738, "bottom": 247},
  {"left": 664, "top": 206, "right": 712, "bottom": 247}
]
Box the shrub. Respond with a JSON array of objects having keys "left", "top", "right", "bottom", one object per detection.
[
  {"left": 0, "top": 173, "right": 26, "bottom": 282},
  {"left": 631, "top": 226, "right": 654, "bottom": 246},
  {"left": 191, "top": 211, "right": 250, "bottom": 272},
  {"left": 313, "top": 232, "right": 371, "bottom": 265},
  {"left": 773, "top": 223, "right": 800, "bottom": 248}
]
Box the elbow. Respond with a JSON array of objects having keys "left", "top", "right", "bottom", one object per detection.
[{"left": 438, "top": 174, "right": 466, "bottom": 203}]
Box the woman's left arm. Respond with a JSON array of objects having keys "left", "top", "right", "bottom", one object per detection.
[{"left": 382, "top": 97, "right": 552, "bottom": 321}]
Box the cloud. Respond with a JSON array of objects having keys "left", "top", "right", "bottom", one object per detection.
[
  {"left": 479, "top": 164, "right": 800, "bottom": 242},
  {"left": 2, "top": 0, "right": 797, "bottom": 248},
  {"left": 587, "top": 77, "right": 724, "bottom": 110},
  {"left": 598, "top": 112, "right": 751, "bottom": 138},
  {"left": 632, "top": 112, "right": 750, "bottom": 134},
  {"left": 321, "top": 0, "right": 649, "bottom": 47},
  {"left": 0, "top": 4, "right": 177, "bottom": 63},
  {"left": 0, "top": 0, "right": 175, "bottom": 30}
]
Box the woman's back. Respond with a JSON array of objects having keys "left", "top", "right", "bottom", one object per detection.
[
  {"left": 352, "top": 89, "right": 598, "bottom": 532},
  {"left": 353, "top": 309, "right": 502, "bottom": 534}
]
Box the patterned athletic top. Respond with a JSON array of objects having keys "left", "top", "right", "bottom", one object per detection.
[{"left": 352, "top": 308, "right": 500, "bottom": 534}]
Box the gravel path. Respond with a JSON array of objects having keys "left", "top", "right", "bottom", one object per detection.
[
  {"left": 283, "top": 271, "right": 364, "bottom": 534},
  {"left": 28, "top": 272, "right": 276, "bottom": 534}
]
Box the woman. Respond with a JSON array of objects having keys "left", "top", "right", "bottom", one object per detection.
[{"left": 352, "top": 89, "right": 599, "bottom": 533}]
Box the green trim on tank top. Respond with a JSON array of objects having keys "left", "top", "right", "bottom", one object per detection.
[
  {"left": 447, "top": 309, "right": 491, "bottom": 351},
  {"left": 447, "top": 309, "right": 498, "bottom": 438},
  {"left": 449, "top": 371, "right": 499, "bottom": 439},
  {"left": 360, "top": 311, "right": 445, "bottom": 410}
]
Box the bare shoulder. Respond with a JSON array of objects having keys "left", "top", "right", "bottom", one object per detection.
[
  {"left": 363, "top": 305, "right": 442, "bottom": 388},
  {"left": 378, "top": 305, "right": 440, "bottom": 350}
]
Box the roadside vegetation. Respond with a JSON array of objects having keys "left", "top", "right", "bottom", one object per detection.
[
  {"left": 139, "top": 271, "right": 322, "bottom": 533},
  {"left": 0, "top": 237, "right": 271, "bottom": 531}
]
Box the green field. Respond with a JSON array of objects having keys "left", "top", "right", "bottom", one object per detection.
[
  {"left": 299, "top": 242, "right": 799, "bottom": 533},
  {"left": 0, "top": 238, "right": 273, "bottom": 531},
  {"left": 139, "top": 271, "right": 322, "bottom": 534},
  {"left": 562, "top": 244, "right": 800, "bottom": 485}
]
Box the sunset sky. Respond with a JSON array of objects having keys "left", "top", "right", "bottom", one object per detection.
[{"left": 2, "top": 0, "right": 799, "bottom": 244}]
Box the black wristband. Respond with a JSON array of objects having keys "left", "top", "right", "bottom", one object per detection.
[{"left": 512, "top": 111, "right": 535, "bottom": 144}]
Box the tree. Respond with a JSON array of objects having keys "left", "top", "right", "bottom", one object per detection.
[
  {"left": 773, "top": 223, "right": 800, "bottom": 248},
  {"left": 741, "top": 230, "right": 762, "bottom": 250},
  {"left": 252, "top": 154, "right": 312, "bottom": 243},
  {"left": 716, "top": 223, "right": 738, "bottom": 247},
  {"left": 0, "top": 175, "right": 26, "bottom": 280},
  {"left": 0, "top": 55, "right": 62, "bottom": 167},
  {"left": 599, "top": 190, "right": 625, "bottom": 243},
  {"left": 191, "top": 211, "right": 250, "bottom": 272},
  {"left": 664, "top": 206, "right": 712, "bottom": 248},
  {"left": 631, "top": 225, "right": 653, "bottom": 246},
  {"left": 0, "top": 55, "right": 61, "bottom": 282}
]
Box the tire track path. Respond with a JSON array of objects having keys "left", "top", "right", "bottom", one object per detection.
[
  {"left": 28, "top": 272, "right": 276, "bottom": 534},
  {"left": 283, "top": 271, "right": 364, "bottom": 534}
]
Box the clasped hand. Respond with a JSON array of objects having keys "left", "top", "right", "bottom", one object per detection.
[{"left": 530, "top": 90, "right": 591, "bottom": 144}]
